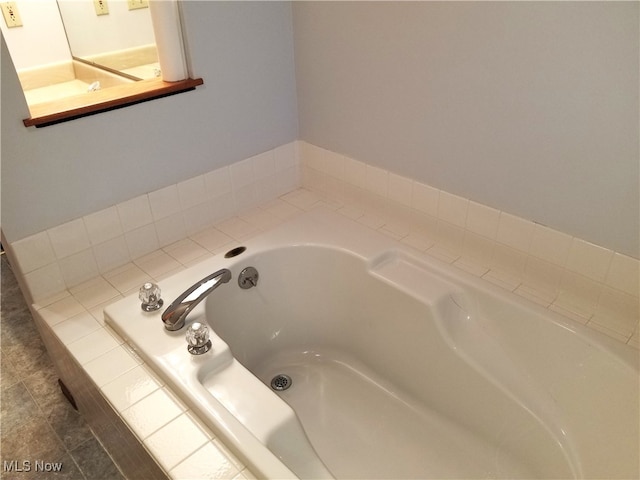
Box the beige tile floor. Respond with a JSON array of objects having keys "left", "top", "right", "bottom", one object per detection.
[{"left": 1, "top": 253, "right": 124, "bottom": 480}]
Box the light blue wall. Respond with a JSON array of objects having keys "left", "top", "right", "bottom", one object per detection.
[
  {"left": 3, "top": 1, "right": 638, "bottom": 258},
  {"left": 294, "top": 2, "right": 639, "bottom": 258},
  {"left": 1, "top": 1, "right": 297, "bottom": 243}
]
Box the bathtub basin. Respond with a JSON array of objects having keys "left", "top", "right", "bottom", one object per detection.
[{"left": 105, "top": 208, "right": 639, "bottom": 479}]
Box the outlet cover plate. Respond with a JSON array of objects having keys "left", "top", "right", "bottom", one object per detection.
[{"left": 1, "top": 2, "right": 23, "bottom": 28}]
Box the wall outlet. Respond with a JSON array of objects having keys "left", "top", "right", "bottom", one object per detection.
[
  {"left": 128, "top": 0, "right": 149, "bottom": 11},
  {"left": 93, "top": 0, "right": 109, "bottom": 16},
  {"left": 1, "top": 2, "right": 23, "bottom": 28}
]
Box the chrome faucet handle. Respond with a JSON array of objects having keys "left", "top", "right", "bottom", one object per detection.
[
  {"left": 161, "top": 268, "right": 232, "bottom": 331},
  {"left": 186, "top": 322, "right": 212, "bottom": 355},
  {"left": 139, "top": 282, "right": 163, "bottom": 312}
]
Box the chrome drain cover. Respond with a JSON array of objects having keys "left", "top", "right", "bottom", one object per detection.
[{"left": 270, "top": 374, "right": 292, "bottom": 391}]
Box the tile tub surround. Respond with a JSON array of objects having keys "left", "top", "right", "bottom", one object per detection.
[
  {"left": 6, "top": 140, "right": 639, "bottom": 343},
  {"left": 297, "top": 141, "right": 639, "bottom": 348},
  {"left": 2, "top": 140, "right": 638, "bottom": 478},
  {"left": 10, "top": 141, "right": 300, "bottom": 303}
]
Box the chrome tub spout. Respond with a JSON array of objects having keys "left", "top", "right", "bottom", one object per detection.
[{"left": 161, "top": 269, "right": 232, "bottom": 331}]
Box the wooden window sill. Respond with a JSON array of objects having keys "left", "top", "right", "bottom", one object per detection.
[{"left": 23, "top": 77, "right": 204, "bottom": 128}]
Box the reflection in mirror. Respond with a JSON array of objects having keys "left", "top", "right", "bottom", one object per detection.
[
  {"left": 57, "top": 0, "right": 160, "bottom": 80},
  {"left": 0, "top": 0, "right": 159, "bottom": 109}
]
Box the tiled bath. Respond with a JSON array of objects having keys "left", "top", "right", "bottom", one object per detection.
[{"left": 3, "top": 140, "right": 638, "bottom": 479}]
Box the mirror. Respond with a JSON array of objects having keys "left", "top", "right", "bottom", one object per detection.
[
  {"left": 57, "top": 0, "right": 159, "bottom": 80},
  {"left": 0, "top": 0, "right": 162, "bottom": 109}
]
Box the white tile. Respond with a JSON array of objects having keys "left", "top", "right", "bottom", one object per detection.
[
  {"left": 252, "top": 174, "right": 282, "bottom": 206},
  {"left": 230, "top": 157, "right": 255, "bottom": 190},
  {"left": 365, "top": 165, "right": 388, "bottom": 197},
  {"left": 554, "top": 271, "right": 603, "bottom": 319},
  {"left": 323, "top": 151, "right": 345, "bottom": 179},
  {"left": 204, "top": 167, "right": 232, "bottom": 197},
  {"left": 564, "top": 238, "right": 613, "bottom": 283},
  {"left": 483, "top": 269, "right": 521, "bottom": 292},
  {"left": 461, "top": 231, "right": 495, "bottom": 269},
  {"left": 164, "top": 239, "right": 209, "bottom": 266},
  {"left": 232, "top": 184, "right": 259, "bottom": 213},
  {"left": 145, "top": 414, "right": 209, "bottom": 471},
  {"left": 66, "top": 327, "right": 120, "bottom": 364},
  {"left": 58, "top": 249, "right": 99, "bottom": 288},
  {"left": 401, "top": 233, "right": 434, "bottom": 252},
  {"left": 529, "top": 224, "right": 572, "bottom": 266},
  {"left": 71, "top": 277, "right": 121, "bottom": 309},
  {"left": 426, "top": 245, "right": 459, "bottom": 264},
  {"left": 101, "top": 365, "right": 162, "bottom": 411},
  {"left": 135, "top": 250, "right": 182, "bottom": 279},
  {"left": 191, "top": 227, "right": 234, "bottom": 252},
  {"left": 301, "top": 165, "right": 327, "bottom": 192},
  {"left": 252, "top": 151, "right": 276, "bottom": 181},
  {"left": 591, "top": 287, "right": 639, "bottom": 338},
  {"left": 605, "top": 253, "right": 639, "bottom": 297},
  {"left": 496, "top": 212, "right": 535, "bottom": 252},
  {"left": 83, "top": 207, "right": 123, "bottom": 245},
  {"left": 489, "top": 243, "right": 527, "bottom": 282},
  {"left": 454, "top": 257, "right": 489, "bottom": 277},
  {"left": 32, "top": 290, "right": 71, "bottom": 310},
  {"left": 357, "top": 213, "right": 386, "bottom": 230},
  {"left": 466, "top": 201, "right": 500, "bottom": 240},
  {"left": 104, "top": 263, "right": 151, "bottom": 294},
  {"left": 121, "top": 388, "right": 185, "bottom": 439},
  {"left": 239, "top": 208, "right": 280, "bottom": 232},
  {"left": 437, "top": 191, "right": 468, "bottom": 228},
  {"left": 301, "top": 142, "right": 327, "bottom": 172},
  {"left": 125, "top": 223, "right": 160, "bottom": 260},
  {"left": 182, "top": 202, "right": 215, "bottom": 236},
  {"left": 48, "top": 218, "right": 91, "bottom": 259},
  {"left": 387, "top": 173, "right": 412, "bottom": 207},
  {"left": 274, "top": 142, "right": 297, "bottom": 171},
  {"left": 149, "top": 185, "right": 181, "bottom": 221},
  {"left": 522, "top": 256, "right": 563, "bottom": 301},
  {"left": 170, "top": 443, "right": 240, "bottom": 480},
  {"left": 435, "top": 220, "right": 465, "bottom": 256},
  {"left": 343, "top": 156, "right": 367, "bottom": 189},
  {"left": 52, "top": 311, "right": 101, "bottom": 345},
  {"left": 411, "top": 182, "right": 439, "bottom": 217},
  {"left": 281, "top": 189, "right": 321, "bottom": 210},
  {"left": 260, "top": 199, "right": 298, "bottom": 221},
  {"left": 11, "top": 231, "right": 56, "bottom": 274},
  {"left": 38, "top": 296, "right": 86, "bottom": 327},
  {"left": 178, "top": 175, "right": 207, "bottom": 211},
  {"left": 24, "top": 263, "right": 66, "bottom": 303},
  {"left": 513, "top": 284, "right": 554, "bottom": 307},
  {"left": 215, "top": 217, "right": 259, "bottom": 241},
  {"left": 154, "top": 211, "right": 187, "bottom": 248},
  {"left": 117, "top": 195, "right": 153, "bottom": 232},
  {"left": 549, "top": 303, "right": 590, "bottom": 325},
  {"left": 92, "top": 236, "right": 131, "bottom": 273},
  {"left": 84, "top": 345, "right": 142, "bottom": 387},
  {"left": 208, "top": 193, "right": 237, "bottom": 224},
  {"left": 276, "top": 166, "right": 300, "bottom": 195}
]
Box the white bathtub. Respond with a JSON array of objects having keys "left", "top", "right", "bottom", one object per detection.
[{"left": 106, "top": 208, "right": 639, "bottom": 479}]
